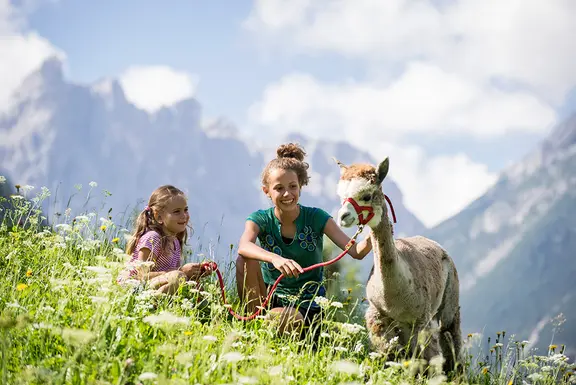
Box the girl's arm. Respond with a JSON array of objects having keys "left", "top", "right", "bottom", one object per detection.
[
  {"left": 323, "top": 218, "right": 372, "bottom": 260},
  {"left": 136, "top": 248, "right": 177, "bottom": 279},
  {"left": 238, "top": 220, "right": 304, "bottom": 278}
]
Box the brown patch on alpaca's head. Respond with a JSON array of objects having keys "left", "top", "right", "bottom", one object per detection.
[{"left": 340, "top": 164, "right": 378, "bottom": 184}]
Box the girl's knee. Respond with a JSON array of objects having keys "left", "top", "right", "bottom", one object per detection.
[{"left": 236, "top": 254, "right": 260, "bottom": 271}]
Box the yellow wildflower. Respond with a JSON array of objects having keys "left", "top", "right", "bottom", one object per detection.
[
  {"left": 112, "top": 237, "right": 120, "bottom": 243},
  {"left": 100, "top": 225, "right": 107, "bottom": 232},
  {"left": 467, "top": 333, "right": 473, "bottom": 338},
  {"left": 402, "top": 361, "right": 410, "bottom": 368},
  {"left": 549, "top": 344, "right": 557, "bottom": 351},
  {"left": 482, "top": 367, "right": 489, "bottom": 375},
  {"left": 26, "top": 269, "right": 32, "bottom": 277},
  {"left": 508, "top": 379, "right": 513, "bottom": 385},
  {"left": 184, "top": 331, "right": 193, "bottom": 336},
  {"left": 16, "top": 283, "right": 28, "bottom": 291}
]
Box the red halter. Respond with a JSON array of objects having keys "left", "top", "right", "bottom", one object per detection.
[{"left": 342, "top": 194, "right": 397, "bottom": 226}]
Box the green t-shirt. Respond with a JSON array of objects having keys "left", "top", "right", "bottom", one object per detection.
[{"left": 247, "top": 204, "right": 332, "bottom": 310}]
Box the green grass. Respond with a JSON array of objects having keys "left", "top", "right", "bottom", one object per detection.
[{"left": 0, "top": 182, "right": 575, "bottom": 384}]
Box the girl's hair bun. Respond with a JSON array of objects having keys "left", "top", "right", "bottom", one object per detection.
[{"left": 276, "top": 143, "right": 306, "bottom": 162}]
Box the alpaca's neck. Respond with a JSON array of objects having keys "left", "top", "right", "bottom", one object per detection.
[
  {"left": 370, "top": 209, "right": 397, "bottom": 267},
  {"left": 370, "top": 208, "right": 414, "bottom": 301}
]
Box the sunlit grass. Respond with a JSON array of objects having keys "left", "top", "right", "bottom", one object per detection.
[{"left": 0, "top": 181, "right": 574, "bottom": 384}]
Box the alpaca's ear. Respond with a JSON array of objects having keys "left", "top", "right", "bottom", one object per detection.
[
  {"left": 376, "top": 157, "right": 389, "bottom": 185},
  {"left": 332, "top": 157, "right": 347, "bottom": 174}
]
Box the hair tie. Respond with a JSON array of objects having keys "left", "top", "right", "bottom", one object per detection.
[{"left": 144, "top": 205, "right": 150, "bottom": 212}]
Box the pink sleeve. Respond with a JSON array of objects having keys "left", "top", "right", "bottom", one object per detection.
[{"left": 137, "top": 231, "right": 163, "bottom": 261}]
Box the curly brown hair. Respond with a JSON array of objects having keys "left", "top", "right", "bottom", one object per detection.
[
  {"left": 261, "top": 143, "right": 310, "bottom": 187},
  {"left": 126, "top": 185, "right": 190, "bottom": 256}
]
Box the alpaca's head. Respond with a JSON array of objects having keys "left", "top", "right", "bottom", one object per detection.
[{"left": 334, "top": 157, "right": 389, "bottom": 229}]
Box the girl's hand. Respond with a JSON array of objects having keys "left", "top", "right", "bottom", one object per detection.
[
  {"left": 180, "top": 263, "right": 208, "bottom": 280},
  {"left": 271, "top": 256, "right": 304, "bottom": 278}
]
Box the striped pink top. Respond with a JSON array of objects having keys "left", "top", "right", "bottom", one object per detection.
[{"left": 120, "top": 231, "right": 182, "bottom": 281}]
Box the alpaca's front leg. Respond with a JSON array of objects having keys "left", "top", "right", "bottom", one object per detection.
[{"left": 365, "top": 303, "right": 401, "bottom": 357}]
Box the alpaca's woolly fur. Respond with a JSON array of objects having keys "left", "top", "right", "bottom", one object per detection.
[{"left": 334, "top": 157, "right": 463, "bottom": 373}]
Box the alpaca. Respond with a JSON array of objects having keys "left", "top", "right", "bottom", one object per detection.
[{"left": 334, "top": 157, "right": 462, "bottom": 373}]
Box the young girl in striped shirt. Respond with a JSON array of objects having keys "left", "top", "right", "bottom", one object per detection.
[{"left": 119, "top": 185, "right": 206, "bottom": 294}]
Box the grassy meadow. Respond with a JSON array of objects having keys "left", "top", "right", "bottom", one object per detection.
[{"left": 0, "top": 181, "right": 575, "bottom": 385}]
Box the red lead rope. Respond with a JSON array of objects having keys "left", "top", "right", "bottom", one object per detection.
[{"left": 197, "top": 225, "right": 365, "bottom": 321}]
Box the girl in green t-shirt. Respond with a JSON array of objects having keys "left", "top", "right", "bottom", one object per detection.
[{"left": 236, "top": 143, "right": 373, "bottom": 335}]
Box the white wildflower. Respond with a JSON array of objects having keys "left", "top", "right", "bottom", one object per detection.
[
  {"left": 156, "top": 343, "right": 178, "bottom": 355},
  {"left": 330, "top": 359, "right": 360, "bottom": 375},
  {"left": 320, "top": 332, "right": 331, "bottom": 338},
  {"left": 0, "top": 176, "right": 5, "bottom": 183},
  {"left": 548, "top": 353, "right": 569, "bottom": 364},
  {"left": 220, "top": 352, "right": 244, "bottom": 363},
  {"left": 90, "top": 296, "right": 108, "bottom": 304},
  {"left": 237, "top": 376, "right": 258, "bottom": 384},
  {"left": 340, "top": 323, "right": 365, "bottom": 334},
  {"left": 32, "top": 322, "right": 52, "bottom": 329},
  {"left": 60, "top": 328, "right": 95, "bottom": 345},
  {"left": 386, "top": 361, "right": 402, "bottom": 368},
  {"left": 175, "top": 352, "right": 195, "bottom": 365},
  {"left": 143, "top": 311, "right": 189, "bottom": 326},
  {"left": 21, "top": 185, "right": 34, "bottom": 193},
  {"left": 138, "top": 372, "right": 157, "bottom": 381},
  {"left": 64, "top": 208, "right": 72, "bottom": 216},
  {"left": 354, "top": 341, "right": 363, "bottom": 353},
  {"left": 89, "top": 181, "right": 98, "bottom": 188},
  {"left": 369, "top": 352, "right": 383, "bottom": 360},
  {"left": 74, "top": 215, "right": 89, "bottom": 223},
  {"left": 6, "top": 302, "right": 26, "bottom": 310},
  {"left": 527, "top": 373, "right": 544, "bottom": 381},
  {"left": 268, "top": 365, "right": 283, "bottom": 376},
  {"left": 314, "top": 296, "right": 331, "bottom": 309},
  {"left": 85, "top": 266, "right": 110, "bottom": 274},
  {"left": 331, "top": 301, "right": 344, "bottom": 308},
  {"left": 99, "top": 217, "right": 113, "bottom": 226},
  {"left": 55, "top": 223, "right": 72, "bottom": 232},
  {"left": 334, "top": 346, "right": 347, "bottom": 352}
]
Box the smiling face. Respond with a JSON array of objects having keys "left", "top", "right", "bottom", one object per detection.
[
  {"left": 157, "top": 195, "right": 190, "bottom": 235},
  {"left": 263, "top": 168, "right": 301, "bottom": 212}
]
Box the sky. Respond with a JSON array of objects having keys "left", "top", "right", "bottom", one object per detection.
[{"left": 2, "top": 0, "right": 576, "bottom": 227}]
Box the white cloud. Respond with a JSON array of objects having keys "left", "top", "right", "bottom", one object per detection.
[
  {"left": 248, "top": 65, "right": 555, "bottom": 140},
  {"left": 0, "top": 0, "right": 64, "bottom": 114},
  {"left": 118, "top": 66, "right": 198, "bottom": 113},
  {"left": 248, "top": 74, "right": 500, "bottom": 225},
  {"left": 244, "top": 0, "right": 574, "bottom": 225},
  {"left": 245, "top": 0, "right": 576, "bottom": 102},
  {"left": 378, "top": 145, "right": 498, "bottom": 227}
]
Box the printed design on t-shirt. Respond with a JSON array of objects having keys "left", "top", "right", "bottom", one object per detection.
[
  {"left": 297, "top": 225, "right": 318, "bottom": 252},
  {"left": 262, "top": 234, "right": 283, "bottom": 271}
]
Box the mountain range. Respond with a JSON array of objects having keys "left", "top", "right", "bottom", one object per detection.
[
  {"left": 425, "top": 113, "right": 576, "bottom": 358},
  {"left": 0, "top": 57, "right": 423, "bottom": 276},
  {"left": 1, "top": 57, "right": 574, "bottom": 359}
]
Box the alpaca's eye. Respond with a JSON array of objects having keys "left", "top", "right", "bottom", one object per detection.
[{"left": 361, "top": 194, "right": 372, "bottom": 201}]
